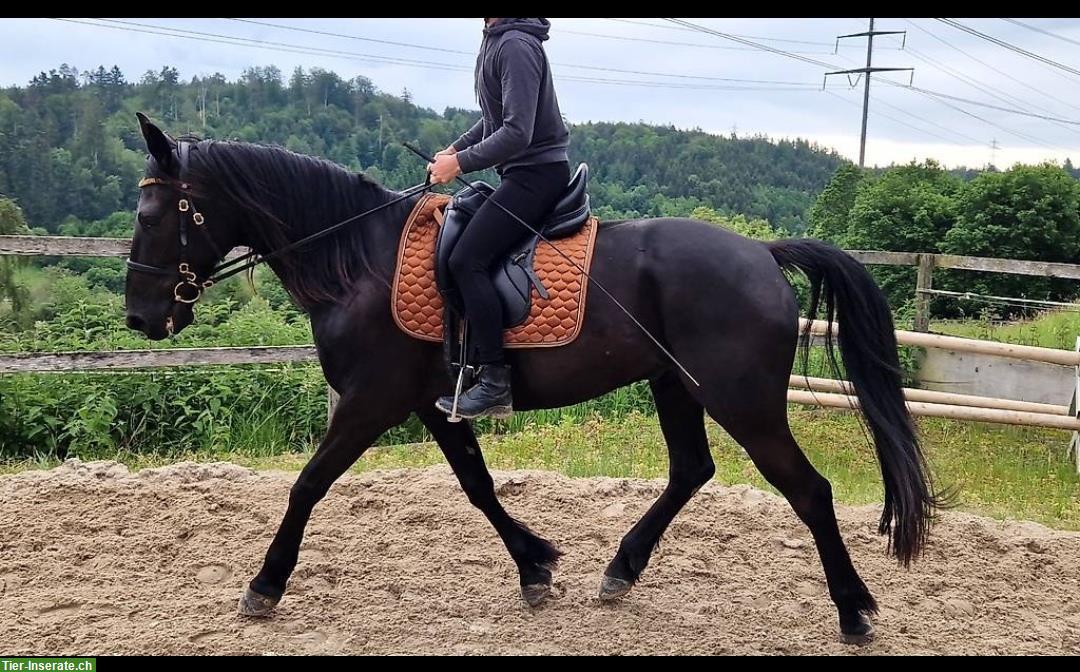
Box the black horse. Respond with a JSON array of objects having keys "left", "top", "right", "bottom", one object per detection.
[{"left": 125, "top": 114, "right": 941, "bottom": 644}]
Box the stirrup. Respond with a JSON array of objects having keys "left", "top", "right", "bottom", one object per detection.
[
  {"left": 446, "top": 315, "right": 472, "bottom": 423},
  {"left": 447, "top": 364, "right": 476, "bottom": 424}
]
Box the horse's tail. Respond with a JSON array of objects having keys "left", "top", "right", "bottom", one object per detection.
[{"left": 768, "top": 238, "right": 945, "bottom": 565}]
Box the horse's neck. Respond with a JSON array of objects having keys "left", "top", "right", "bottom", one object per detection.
[{"left": 244, "top": 187, "right": 417, "bottom": 311}]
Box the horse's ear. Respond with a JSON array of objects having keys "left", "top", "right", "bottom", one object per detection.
[{"left": 136, "top": 112, "right": 175, "bottom": 169}]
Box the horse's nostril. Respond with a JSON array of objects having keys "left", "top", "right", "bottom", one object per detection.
[{"left": 126, "top": 314, "right": 146, "bottom": 332}]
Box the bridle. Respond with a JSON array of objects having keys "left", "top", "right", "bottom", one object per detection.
[
  {"left": 126, "top": 140, "right": 433, "bottom": 306},
  {"left": 126, "top": 141, "right": 226, "bottom": 304}
]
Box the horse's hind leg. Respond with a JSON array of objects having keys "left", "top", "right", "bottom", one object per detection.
[
  {"left": 706, "top": 386, "right": 878, "bottom": 644},
  {"left": 655, "top": 267, "right": 877, "bottom": 643},
  {"left": 600, "top": 370, "right": 715, "bottom": 599}
]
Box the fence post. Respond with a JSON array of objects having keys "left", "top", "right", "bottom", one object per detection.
[
  {"left": 914, "top": 253, "right": 935, "bottom": 333},
  {"left": 1070, "top": 337, "right": 1080, "bottom": 474},
  {"left": 327, "top": 385, "right": 340, "bottom": 423}
]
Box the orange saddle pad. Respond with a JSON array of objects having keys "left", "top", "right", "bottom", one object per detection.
[{"left": 391, "top": 192, "right": 599, "bottom": 348}]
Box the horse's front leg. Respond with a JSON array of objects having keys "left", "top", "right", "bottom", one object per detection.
[
  {"left": 417, "top": 409, "right": 562, "bottom": 606},
  {"left": 238, "top": 389, "right": 411, "bottom": 616}
]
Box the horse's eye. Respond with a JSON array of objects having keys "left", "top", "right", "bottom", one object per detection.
[{"left": 138, "top": 212, "right": 160, "bottom": 229}]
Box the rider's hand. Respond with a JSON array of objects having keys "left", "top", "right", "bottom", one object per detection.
[
  {"left": 427, "top": 153, "right": 462, "bottom": 185},
  {"left": 434, "top": 145, "right": 457, "bottom": 157}
]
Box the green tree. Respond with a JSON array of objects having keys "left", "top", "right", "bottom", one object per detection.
[
  {"left": 0, "top": 198, "right": 30, "bottom": 322},
  {"left": 836, "top": 161, "right": 961, "bottom": 311},
  {"left": 844, "top": 160, "right": 960, "bottom": 252},
  {"left": 690, "top": 205, "right": 778, "bottom": 241},
  {"left": 807, "top": 163, "right": 865, "bottom": 244},
  {"left": 941, "top": 164, "right": 1080, "bottom": 306}
]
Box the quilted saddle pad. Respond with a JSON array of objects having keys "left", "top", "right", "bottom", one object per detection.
[{"left": 391, "top": 192, "right": 599, "bottom": 348}]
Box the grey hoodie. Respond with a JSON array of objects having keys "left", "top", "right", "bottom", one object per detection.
[{"left": 452, "top": 18, "right": 570, "bottom": 174}]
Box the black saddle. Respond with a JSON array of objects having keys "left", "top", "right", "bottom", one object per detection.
[{"left": 435, "top": 162, "right": 591, "bottom": 328}]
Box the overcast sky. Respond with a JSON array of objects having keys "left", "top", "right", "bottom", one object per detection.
[{"left": 4, "top": 17, "right": 1080, "bottom": 169}]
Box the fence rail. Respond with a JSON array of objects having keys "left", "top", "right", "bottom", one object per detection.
[
  {"left": 844, "top": 249, "right": 1080, "bottom": 280},
  {"left": 5, "top": 236, "right": 1080, "bottom": 277},
  {"left": 0, "top": 346, "right": 318, "bottom": 373},
  {"left": 842, "top": 250, "right": 1080, "bottom": 333},
  {"left": 0, "top": 235, "right": 130, "bottom": 257}
]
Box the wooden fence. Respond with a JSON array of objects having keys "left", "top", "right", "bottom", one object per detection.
[{"left": 2, "top": 235, "right": 1079, "bottom": 469}]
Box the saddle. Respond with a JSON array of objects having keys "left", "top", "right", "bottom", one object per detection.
[
  {"left": 436, "top": 162, "right": 592, "bottom": 327},
  {"left": 392, "top": 163, "right": 599, "bottom": 353}
]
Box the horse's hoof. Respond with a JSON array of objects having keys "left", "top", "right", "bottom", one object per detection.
[
  {"left": 237, "top": 586, "right": 280, "bottom": 617},
  {"left": 598, "top": 575, "right": 633, "bottom": 601},
  {"left": 521, "top": 583, "right": 552, "bottom": 607},
  {"left": 839, "top": 614, "right": 875, "bottom": 645}
]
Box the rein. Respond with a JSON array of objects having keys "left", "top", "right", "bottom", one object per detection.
[{"left": 126, "top": 140, "right": 433, "bottom": 305}]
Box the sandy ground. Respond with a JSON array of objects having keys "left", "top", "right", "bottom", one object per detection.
[{"left": 1, "top": 460, "right": 1078, "bottom": 655}]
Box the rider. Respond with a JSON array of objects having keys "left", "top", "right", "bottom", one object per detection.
[{"left": 428, "top": 18, "right": 570, "bottom": 419}]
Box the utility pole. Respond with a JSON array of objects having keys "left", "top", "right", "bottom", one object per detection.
[
  {"left": 824, "top": 19, "right": 913, "bottom": 167},
  {"left": 989, "top": 138, "right": 1000, "bottom": 168}
]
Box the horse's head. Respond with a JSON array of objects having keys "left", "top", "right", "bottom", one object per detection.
[{"left": 125, "top": 113, "right": 243, "bottom": 340}]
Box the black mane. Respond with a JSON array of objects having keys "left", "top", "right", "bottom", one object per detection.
[{"left": 186, "top": 139, "right": 396, "bottom": 307}]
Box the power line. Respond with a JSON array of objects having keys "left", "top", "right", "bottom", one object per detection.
[
  {"left": 663, "top": 17, "right": 974, "bottom": 162},
  {"left": 602, "top": 17, "right": 845, "bottom": 46},
  {"left": 902, "top": 46, "right": 1080, "bottom": 142},
  {"left": 899, "top": 22, "right": 1080, "bottom": 146},
  {"left": 904, "top": 47, "right": 1018, "bottom": 107},
  {"left": 82, "top": 18, "right": 471, "bottom": 72},
  {"left": 167, "top": 18, "right": 824, "bottom": 88},
  {"left": 898, "top": 85, "right": 1080, "bottom": 126},
  {"left": 534, "top": 63, "right": 813, "bottom": 86},
  {"left": 662, "top": 18, "right": 841, "bottom": 69},
  {"left": 905, "top": 85, "right": 1066, "bottom": 152},
  {"left": 443, "top": 17, "right": 855, "bottom": 54},
  {"left": 936, "top": 18, "right": 1080, "bottom": 79},
  {"left": 606, "top": 18, "right": 1065, "bottom": 157},
  {"left": 869, "top": 79, "right": 1079, "bottom": 149},
  {"left": 870, "top": 93, "right": 984, "bottom": 144},
  {"left": 559, "top": 77, "right": 817, "bottom": 92},
  {"left": 226, "top": 18, "right": 475, "bottom": 55},
  {"left": 617, "top": 19, "right": 1079, "bottom": 155},
  {"left": 52, "top": 19, "right": 819, "bottom": 94},
  {"left": 555, "top": 27, "right": 837, "bottom": 55},
  {"left": 52, "top": 18, "right": 473, "bottom": 72},
  {"left": 1000, "top": 18, "right": 1080, "bottom": 49},
  {"left": 602, "top": 17, "right": 702, "bottom": 33},
  {"left": 905, "top": 18, "right": 1080, "bottom": 117},
  {"left": 826, "top": 90, "right": 968, "bottom": 147}
]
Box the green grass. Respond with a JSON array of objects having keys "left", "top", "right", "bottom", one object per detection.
[
  {"left": 5, "top": 407, "right": 1077, "bottom": 531},
  {"left": 933, "top": 310, "right": 1080, "bottom": 349}
]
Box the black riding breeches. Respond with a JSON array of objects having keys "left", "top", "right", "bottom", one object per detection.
[{"left": 447, "top": 161, "right": 570, "bottom": 365}]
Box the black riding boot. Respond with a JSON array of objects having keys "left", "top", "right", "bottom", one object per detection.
[{"left": 436, "top": 364, "right": 513, "bottom": 420}]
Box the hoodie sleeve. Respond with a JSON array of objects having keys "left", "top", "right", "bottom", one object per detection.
[
  {"left": 456, "top": 36, "right": 543, "bottom": 174},
  {"left": 452, "top": 118, "right": 484, "bottom": 152}
]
